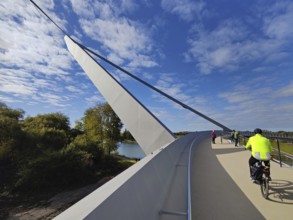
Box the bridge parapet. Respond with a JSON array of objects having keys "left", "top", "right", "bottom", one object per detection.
[{"left": 54, "top": 132, "right": 209, "bottom": 220}]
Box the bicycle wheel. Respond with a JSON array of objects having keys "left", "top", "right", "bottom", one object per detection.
[{"left": 260, "top": 177, "right": 269, "bottom": 199}]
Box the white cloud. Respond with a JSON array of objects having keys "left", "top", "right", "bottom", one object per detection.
[
  {"left": 142, "top": 72, "right": 154, "bottom": 80},
  {"left": 161, "top": 0, "right": 205, "bottom": 22},
  {"left": 119, "top": 0, "right": 139, "bottom": 13},
  {"left": 153, "top": 73, "right": 208, "bottom": 113},
  {"left": 69, "top": 0, "right": 139, "bottom": 20},
  {"left": 80, "top": 18, "right": 156, "bottom": 68},
  {"left": 0, "top": 68, "right": 74, "bottom": 108},
  {"left": 262, "top": 2, "right": 293, "bottom": 40},
  {"left": 185, "top": 2, "right": 293, "bottom": 74},
  {"left": 0, "top": 1, "right": 72, "bottom": 75},
  {"left": 0, "top": 70, "right": 37, "bottom": 96},
  {"left": 66, "top": 85, "right": 84, "bottom": 94},
  {"left": 209, "top": 47, "right": 233, "bottom": 67},
  {"left": 65, "top": 0, "right": 159, "bottom": 69},
  {"left": 38, "top": 92, "right": 68, "bottom": 107},
  {"left": 217, "top": 77, "right": 293, "bottom": 130},
  {"left": 275, "top": 82, "right": 293, "bottom": 97},
  {"left": 0, "top": 1, "right": 93, "bottom": 112},
  {"left": 0, "top": 95, "right": 17, "bottom": 103},
  {"left": 85, "top": 95, "right": 105, "bottom": 106}
]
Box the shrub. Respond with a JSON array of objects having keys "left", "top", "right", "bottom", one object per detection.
[{"left": 14, "top": 151, "right": 95, "bottom": 192}]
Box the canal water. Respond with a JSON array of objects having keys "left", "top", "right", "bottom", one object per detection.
[{"left": 117, "top": 142, "right": 145, "bottom": 159}]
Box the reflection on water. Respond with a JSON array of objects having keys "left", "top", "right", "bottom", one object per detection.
[{"left": 117, "top": 142, "right": 145, "bottom": 159}]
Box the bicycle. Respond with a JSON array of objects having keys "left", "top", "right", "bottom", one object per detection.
[{"left": 251, "top": 161, "right": 271, "bottom": 199}]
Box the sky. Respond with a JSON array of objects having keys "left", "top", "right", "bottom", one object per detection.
[{"left": 1, "top": 0, "right": 293, "bottom": 132}]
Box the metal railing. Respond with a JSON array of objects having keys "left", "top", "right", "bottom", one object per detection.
[{"left": 222, "top": 130, "right": 293, "bottom": 167}]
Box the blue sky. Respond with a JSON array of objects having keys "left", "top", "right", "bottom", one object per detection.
[{"left": 1, "top": 0, "right": 293, "bottom": 132}]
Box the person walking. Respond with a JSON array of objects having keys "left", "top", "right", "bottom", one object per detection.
[
  {"left": 211, "top": 130, "right": 216, "bottom": 144},
  {"left": 245, "top": 128, "right": 272, "bottom": 181},
  {"left": 234, "top": 130, "right": 239, "bottom": 147},
  {"left": 230, "top": 130, "right": 235, "bottom": 143}
]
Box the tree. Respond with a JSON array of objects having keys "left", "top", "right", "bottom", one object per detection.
[
  {"left": 0, "top": 103, "right": 24, "bottom": 161},
  {"left": 0, "top": 102, "right": 125, "bottom": 192},
  {"left": 14, "top": 113, "right": 78, "bottom": 191},
  {"left": 0, "top": 103, "right": 24, "bottom": 120},
  {"left": 21, "top": 113, "right": 71, "bottom": 153},
  {"left": 0, "top": 103, "right": 25, "bottom": 191},
  {"left": 66, "top": 133, "right": 103, "bottom": 164},
  {"left": 102, "top": 104, "right": 123, "bottom": 154},
  {"left": 83, "top": 106, "right": 104, "bottom": 144},
  {"left": 121, "top": 129, "right": 135, "bottom": 141},
  {"left": 83, "top": 103, "right": 122, "bottom": 154}
]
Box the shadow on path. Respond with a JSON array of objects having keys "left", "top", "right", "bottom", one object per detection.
[
  {"left": 191, "top": 138, "right": 265, "bottom": 220},
  {"left": 267, "top": 179, "right": 293, "bottom": 204}
]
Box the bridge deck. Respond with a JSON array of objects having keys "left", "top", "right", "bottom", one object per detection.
[{"left": 191, "top": 137, "right": 293, "bottom": 220}]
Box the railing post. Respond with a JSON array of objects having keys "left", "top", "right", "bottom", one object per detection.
[{"left": 277, "top": 139, "right": 282, "bottom": 167}]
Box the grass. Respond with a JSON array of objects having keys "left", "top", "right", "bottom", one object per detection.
[{"left": 271, "top": 140, "right": 293, "bottom": 155}]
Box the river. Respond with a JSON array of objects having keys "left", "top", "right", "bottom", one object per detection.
[{"left": 117, "top": 142, "right": 145, "bottom": 159}]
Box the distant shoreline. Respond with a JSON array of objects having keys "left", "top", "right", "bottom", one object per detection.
[{"left": 121, "top": 140, "right": 138, "bottom": 145}]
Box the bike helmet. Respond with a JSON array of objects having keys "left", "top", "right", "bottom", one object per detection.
[{"left": 254, "top": 128, "right": 262, "bottom": 134}]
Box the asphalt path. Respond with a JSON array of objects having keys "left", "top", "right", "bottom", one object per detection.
[{"left": 191, "top": 137, "right": 293, "bottom": 220}]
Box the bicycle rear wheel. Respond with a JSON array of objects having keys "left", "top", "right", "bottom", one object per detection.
[{"left": 260, "top": 177, "right": 269, "bottom": 199}]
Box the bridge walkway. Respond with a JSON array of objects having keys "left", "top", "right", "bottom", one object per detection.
[{"left": 191, "top": 136, "right": 293, "bottom": 220}]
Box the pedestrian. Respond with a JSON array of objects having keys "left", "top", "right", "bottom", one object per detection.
[
  {"left": 211, "top": 130, "right": 216, "bottom": 144},
  {"left": 230, "top": 130, "right": 235, "bottom": 143},
  {"left": 234, "top": 130, "right": 239, "bottom": 147}
]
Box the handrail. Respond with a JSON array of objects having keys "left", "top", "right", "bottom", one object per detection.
[
  {"left": 240, "top": 132, "right": 293, "bottom": 141},
  {"left": 187, "top": 137, "right": 198, "bottom": 220},
  {"left": 222, "top": 130, "right": 293, "bottom": 167}
]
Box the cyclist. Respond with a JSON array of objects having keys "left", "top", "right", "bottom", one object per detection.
[{"left": 245, "top": 128, "right": 272, "bottom": 181}]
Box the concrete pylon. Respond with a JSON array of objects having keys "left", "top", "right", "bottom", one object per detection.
[{"left": 64, "top": 36, "right": 175, "bottom": 155}]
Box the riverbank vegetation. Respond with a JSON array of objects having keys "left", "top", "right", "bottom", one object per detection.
[
  {"left": 0, "top": 102, "right": 136, "bottom": 197},
  {"left": 0, "top": 102, "right": 140, "bottom": 218}
]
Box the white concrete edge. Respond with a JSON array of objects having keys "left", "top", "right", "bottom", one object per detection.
[{"left": 54, "top": 142, "right": 170, "bottom": 220}]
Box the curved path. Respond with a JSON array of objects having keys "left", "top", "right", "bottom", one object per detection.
[{"left": 191, "top": 137, "right": 293, "bottom": 220}]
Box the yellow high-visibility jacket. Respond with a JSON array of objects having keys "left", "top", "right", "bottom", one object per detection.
[{"left": 245, "top": 134, "right": 272, "bottom": 160}]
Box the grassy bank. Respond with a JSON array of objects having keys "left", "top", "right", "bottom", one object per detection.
[{"left": 271, "top": 140, "right": 293, "bottom": 155}]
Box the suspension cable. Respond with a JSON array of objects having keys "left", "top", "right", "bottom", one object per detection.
[
  {"left": 80, "top": 45, "right": 231, "bottom": 131},
  {"left": 30, "top": 0, "right": 68, "bottom": 36},
  {"left": 29, "top": 0, "right": 231, "bottom": 132}
]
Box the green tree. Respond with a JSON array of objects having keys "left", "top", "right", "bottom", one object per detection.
[
  {"left": 83, "top": 103, "right": 122, "bottom": 154},
  {"left": 74, "top": 119, "right": 84, "bottom": 132},
  {"left": 66, "top": 133, "right": 103, "bottom": 164},
  {"left": 14, "top": 113, "right": 76, "bottom": 191},
  {"left": 21, "top": 113, "right": 71, "bottom": 154},
  {"left": 102, "top": 104, "right": 123, "bottom": 154},
  {"left": 0, "top": 103, "right": 24, "bottom": 161},
  {"left": 84, "top": 106, "right": 104, "bottom": 144},
  {"left": 0, "top": 103, "right": 25, "bottom": 191},
  {"left": 121, "top": 129, "right": 135, "bottom": 141}
]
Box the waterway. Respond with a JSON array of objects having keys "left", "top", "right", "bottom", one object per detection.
[{"left": 117, "top": 142, "right": 145, "bottom": 159}]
